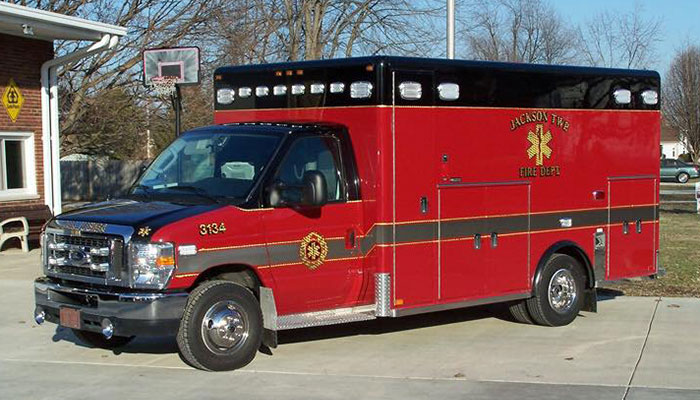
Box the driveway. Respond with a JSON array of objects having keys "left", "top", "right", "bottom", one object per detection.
[{"left": 1, "top": 249, "right": 699, "bottom": 400}]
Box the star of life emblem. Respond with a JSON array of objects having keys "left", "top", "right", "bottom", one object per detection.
[{"left": 299, "top": 232, "right": 329, "bottom": 270}]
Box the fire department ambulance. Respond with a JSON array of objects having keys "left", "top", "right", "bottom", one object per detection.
[{"left": 34, "top": 56, "right": 661, "bottom": 371}]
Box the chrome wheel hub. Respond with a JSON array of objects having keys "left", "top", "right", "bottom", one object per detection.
[
  {"left": 201, "top": 300, "right": 248, "bottom": 353},
  {"left": 548, "top": 269, "right": 577, "bottom": 314}
]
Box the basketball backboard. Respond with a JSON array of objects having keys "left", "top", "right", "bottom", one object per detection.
[{"left": 142, "top": 46, "right": 200, "bottom": 87}]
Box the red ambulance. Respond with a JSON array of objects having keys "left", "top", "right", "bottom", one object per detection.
[{"left": 34, "top": 57, "right": 661, "bottom": 370}]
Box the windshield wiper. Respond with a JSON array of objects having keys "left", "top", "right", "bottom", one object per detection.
[
  {"left": 130, "top": 184, "right": 153, "bottom": 200},
  {"left": 165, "top": 185, "right": 223, "bottom": 203}
]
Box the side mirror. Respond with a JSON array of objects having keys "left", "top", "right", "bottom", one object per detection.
[
  {"left": 301, "top": 171, "right": 328, "bottom": 207},
  {"left": 267, "top": 171, "right": 327, "bottom": 208}
]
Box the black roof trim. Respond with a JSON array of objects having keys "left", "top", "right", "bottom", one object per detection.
[
  {"left": 215, "top": 56, "right": 659, "bottom": 79},
  {"left": 214, "top": 56, "right": 660, "bottom": 111}
]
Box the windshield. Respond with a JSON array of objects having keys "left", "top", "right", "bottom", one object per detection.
[{"left": 132, "top": 130, "right": 284, "bottom": 203}]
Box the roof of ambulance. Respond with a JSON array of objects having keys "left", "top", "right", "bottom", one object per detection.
[{"left": 215, "top": 56, "right": 659, "bottom": 80}]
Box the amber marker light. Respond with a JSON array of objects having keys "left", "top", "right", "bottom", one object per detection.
[
  {"left": 275, "top": 71, "right": 283, "bottom": 77},
  {"left": 156, "top": 255, "right": 176, "bottom": 267},
  {"left": 285, "top": 70, "right": 293, "bottom": 76},
  {"left": 365, "top": 64, "right": 374, "bottom": 72}
]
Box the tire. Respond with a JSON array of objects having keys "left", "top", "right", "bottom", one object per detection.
[
  {"left": 72, "top": 329, "right": 134, "bottom": 349},
  {"left": 526, "top": 254, "right": 585, "bottom": 327},
  {"left": 177, "top": 280, "right": 262, "bottom": 371},
  {"left": 508, "top": 300, "right": 534, "bottom": 324},
  {"left": 677, "top": 172, "right": 690, "bottom": 183}
]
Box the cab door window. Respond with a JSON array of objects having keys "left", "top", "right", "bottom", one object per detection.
[{"left": 273, "top": 136, "right": 345, "bottom": 202}]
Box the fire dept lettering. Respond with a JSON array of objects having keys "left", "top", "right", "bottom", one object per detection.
[
  {"left": 510, "top": 110, "right": 570, "bottom": 178},
  {"left": 299, "top": 232, "right": 328, "bottom": 270}
]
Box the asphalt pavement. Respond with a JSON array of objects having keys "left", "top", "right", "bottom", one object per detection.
[{"left": 1, "top": 249, "right": 699, "bottom": 400}]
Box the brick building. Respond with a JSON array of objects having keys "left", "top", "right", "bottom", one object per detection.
[{"left": 0, "top": 3, "right": 125, "bottom": 244}]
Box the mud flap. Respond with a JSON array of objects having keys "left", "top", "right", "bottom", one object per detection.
[
  {"left": 262, "top": 328, "right": 278, "bottom": 349},
  {"left": 581, "top": 288, "right": 597, "bottom": 313}
]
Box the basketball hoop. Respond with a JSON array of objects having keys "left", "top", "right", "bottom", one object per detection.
[
  {"left": 150, "top": 76, "right": 179, "bottom": 97},
  {"left": 143, "top": 47, "right": 200, "bottom": 137}
]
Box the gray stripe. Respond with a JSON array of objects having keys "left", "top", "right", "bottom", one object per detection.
[
  {"left": 530, "top": 209, "right": 608, "bottom": 231},
  {"left": 178, "top": 205, "right": 658, "bottom": 273},
  {"left": 610, "top": 206, "right": 656, "bottom": 223},
  {"left": 359, "top": 205, "right": 657, "bottom": 254},
  {"left": 178, "top": 246, "right": 268, "bottom": 273},
  {"left": 267, "top": 243, "right": 299, "bottom": 266}
]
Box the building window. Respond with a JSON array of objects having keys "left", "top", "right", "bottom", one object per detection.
[{"left": 0, "top": 132, "right": 37, "bottom": 200}]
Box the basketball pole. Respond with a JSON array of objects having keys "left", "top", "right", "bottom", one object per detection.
[{"left": 171, "top": 84, "right": 182, "bottom": 136}]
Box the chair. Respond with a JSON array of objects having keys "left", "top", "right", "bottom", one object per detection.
[{"left": 0, "top": 217, "right": 29, "bottom": 252}]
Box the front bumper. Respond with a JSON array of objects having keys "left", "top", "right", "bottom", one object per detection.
[{"left": 34, "top": 277, "right": 188, "bottom": 337}]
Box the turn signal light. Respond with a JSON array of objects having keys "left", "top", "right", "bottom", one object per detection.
[{"left": 156, "top": 256, "right": 175, "bottom": 267}]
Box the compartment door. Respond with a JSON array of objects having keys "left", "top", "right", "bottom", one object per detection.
[
  {"left": 439, "top": 182, "right": 530, "bottom": 301},
  {"left": 391, "top": 69, "right": 438, "bottom": 308},
  {"left": 608, "top": 178, "right": 657, "bottom": 280}
]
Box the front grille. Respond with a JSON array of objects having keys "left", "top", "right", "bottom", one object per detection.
[
  {"left": 56, "top": 235, "right": 109, "bottom": 248},
  {"left": 55, "top": 265, "right": 107, "bottom": 278},
  {"left": 44, "top": 231, "right": 124, "bottom": 284}
]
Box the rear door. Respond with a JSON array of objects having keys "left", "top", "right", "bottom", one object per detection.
[{"left": 607, "top": 177, "right": 657, "bottom": 280}]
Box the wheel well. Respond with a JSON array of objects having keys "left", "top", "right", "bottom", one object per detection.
[
  {"left": 533, "top": 241, "right": 594, "bottom": 293},
  {"left": 191, "top": 264, "right": 262, "bottom": 296}
]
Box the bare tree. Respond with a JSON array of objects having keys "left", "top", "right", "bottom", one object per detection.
[
  {"left": 664, "top": 45, "right": 700, "bottom": 163},
  {"left": 12, "top": 0, "right": 220, "bottom": 156},
  {"left": 577, "top": 3, "right": 662, "bottom": 69},
  {"left": 461, "top": 0, "right": 577, "bottom": 64},
  {"left": 213, "top": 0, "right": 443, "bottom": 64}
]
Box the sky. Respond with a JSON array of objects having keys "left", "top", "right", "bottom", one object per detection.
[{"left": 551, "top": 0, "right": 700, "bottom": 77}]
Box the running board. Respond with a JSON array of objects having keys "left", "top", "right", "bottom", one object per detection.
[{"left": 276, "top": 305, "right": 376, "bottom": 330}]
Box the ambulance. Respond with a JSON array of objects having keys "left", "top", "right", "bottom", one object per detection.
[{"left": 34, "top": 56, "right": 661, "bottom": 370}]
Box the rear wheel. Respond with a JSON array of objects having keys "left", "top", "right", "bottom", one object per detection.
[
  {"left": 508, "top": 301, "right": 534, "bottom": 324},
  {"left": 72, "top": 329, "right": 133, "bottom": 349},
  {"left": 527, "top": 254, "right": 585, "bottom": 326},
  {"left": 677, "top": 172, "right": 690, "bottom": 183},
  {"left": 177, "top": 280, "right": 262, "bottom": 371}
]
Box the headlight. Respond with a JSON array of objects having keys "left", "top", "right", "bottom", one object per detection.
[{"left": 128, "top": 242, "right": 175, "bottom": 289}]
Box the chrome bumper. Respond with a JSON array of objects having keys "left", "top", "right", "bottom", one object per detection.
[{"left": 34, "top": 278, "right": 188, "bottom": 337}]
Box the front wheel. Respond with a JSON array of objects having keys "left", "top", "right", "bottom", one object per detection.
[
  {"left": 526, "top": 254, "right": 585, "bottom": 326},
  {"left": 677, "top": 172, "right": 690, "bottom": 183},
  {"left": 177, "top": 280, "right": 262, "bottom": 371}
]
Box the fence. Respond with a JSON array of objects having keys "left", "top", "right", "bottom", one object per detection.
[
  {"left": 659, "top": 184, "right": 700, "bottom": 213},
  {"left": 61, "top": 160, "right": 149, "bottom": 202}
]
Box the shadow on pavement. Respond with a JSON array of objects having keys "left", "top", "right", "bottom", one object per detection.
[
  {"left": 597, "top": 288, "right": 625, "bottom": 301},
  {"left": 278, "top": 305, "right": 497, "bottom": 345},
  {"left": 50, "top": 293, "right": 624, "bottom": 357},
  {"left": 52, "top": 325, "right": 178, "bottom": 355}
]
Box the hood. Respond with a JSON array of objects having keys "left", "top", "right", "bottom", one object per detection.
[{"left": 56, "top": 199, "right": 223, "bottom": 231}]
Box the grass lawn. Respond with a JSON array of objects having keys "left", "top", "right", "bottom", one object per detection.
[{"left": 605, "top": 202, "right": 700, "bottom": 297}]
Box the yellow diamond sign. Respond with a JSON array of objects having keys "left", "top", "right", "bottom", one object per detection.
[{"left": 2, "top": 78, "right": 24, "bottom": 123}]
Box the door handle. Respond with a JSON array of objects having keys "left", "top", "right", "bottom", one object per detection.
[
  {"left": 345, "top": 228, "right": 356, "bottom": 249},
  {"left": 490, "top": 232, "right": 498, "bottom": 248},
  {"left": 420, "top": 197, "right": 428, "bottom": 214},
  {"left": 474, "top": 234, "right": 481, "bottom": 249},
  {"left": 622, "top": 221, "right": 629, "bottom": 235},
  {"left": 636, "top": 219, "right": 642, "bottom": 234}
]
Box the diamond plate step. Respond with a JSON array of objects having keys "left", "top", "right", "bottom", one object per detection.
[{"left": 277, "top": 305, "right": 376, "bottom": 330}]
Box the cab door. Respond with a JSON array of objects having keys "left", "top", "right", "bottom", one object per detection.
[{"left": 262, "top": 134, "right": 363, "bottom": 315}]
